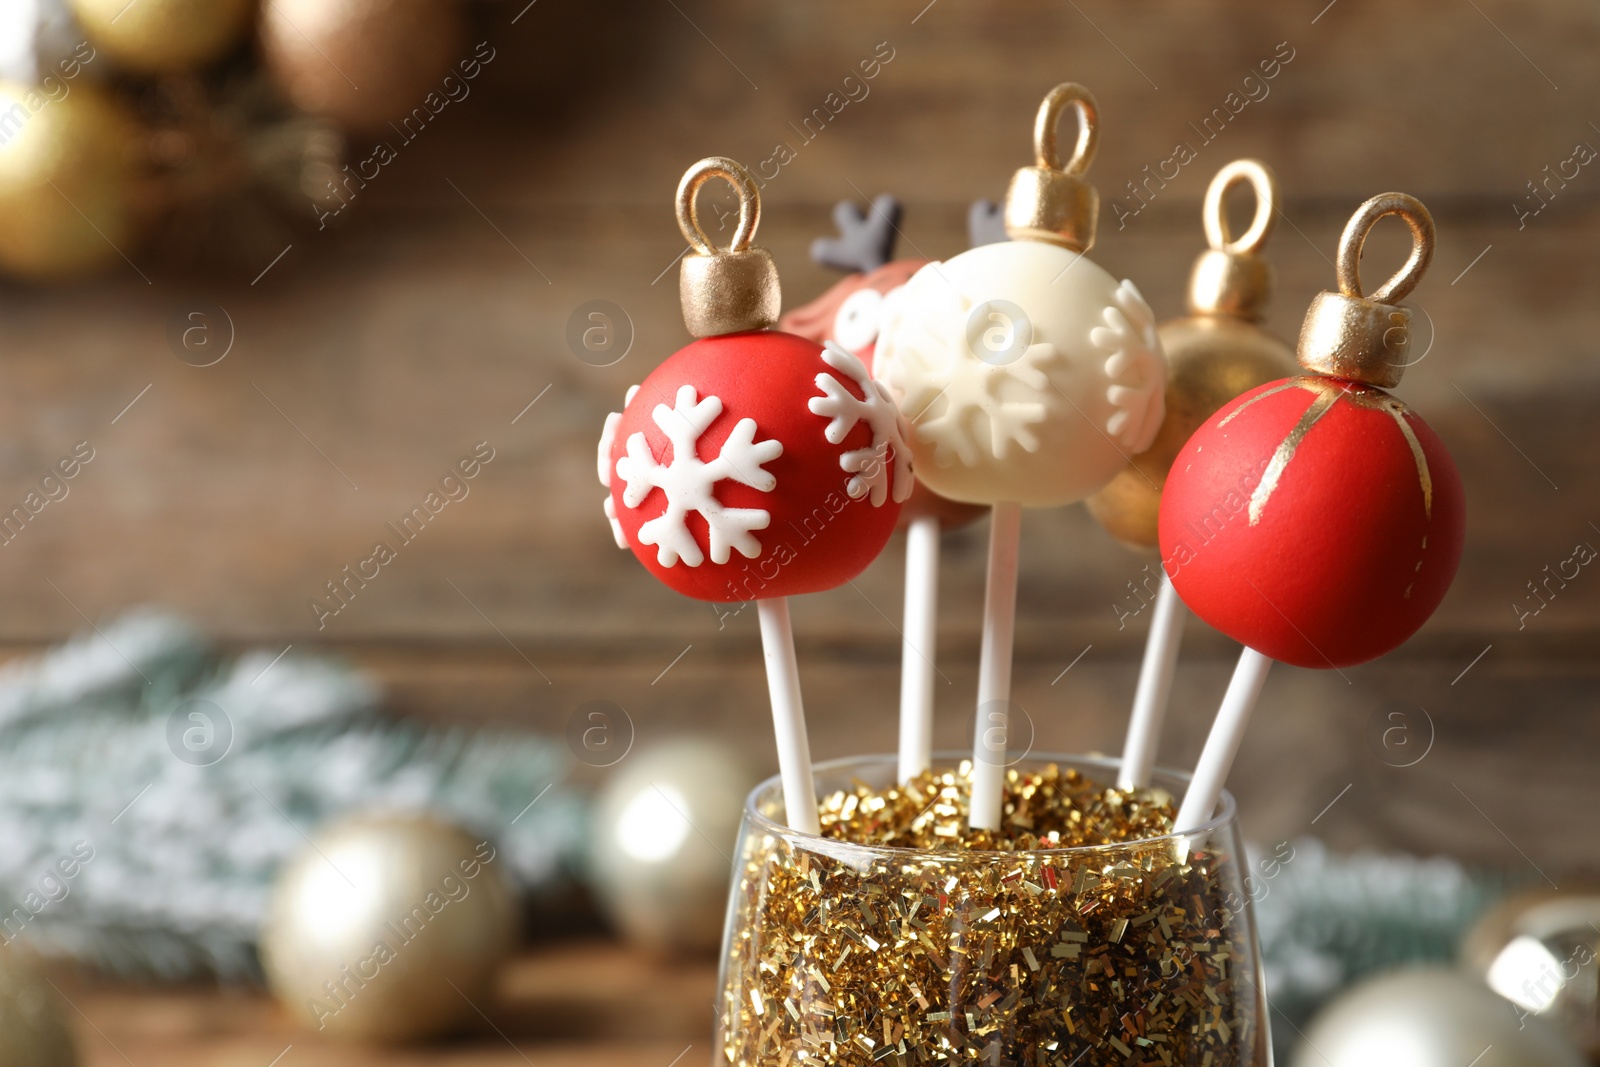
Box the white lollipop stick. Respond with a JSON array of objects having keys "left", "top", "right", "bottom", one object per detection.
[
  {"left": 1117, "top": 572, "right": 1189, "bottom": 792},
  {"left": 1173, "top": 646, "right": 1273, "bottom": 834},
  {"left": 970, "top": 501, "right": 1022, "bottom": 831},
  {"left": 756, "top": 597, "right": 820, "bottom": 835},
  {"left": 898, "top": 514, "right": 940, "bottom": 783}
]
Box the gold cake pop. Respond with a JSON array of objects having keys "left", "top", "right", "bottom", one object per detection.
[
  {"left": 1087, "top": 159, "right": 1297, "bottom": 548},
  {"left": 68, "top": 0, "right": 253, "bottom": 74},
  {"left": 0, "top": 81, "right": 140, "bottom": 281}
]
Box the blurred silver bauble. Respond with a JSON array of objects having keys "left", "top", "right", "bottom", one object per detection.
[
  {"left": 589, "top": 738, "right": 758, "bottom": 955},
  {"left": 0, "top": 946, "right": 77, "bottom": 1066},
  {"left": 261, "top": 813, "right": 519, "bottom": 1042},
  {"left": 1462, "top": 888, "right": 1600, "bottom": 1060},
  {"left": 1291, "top": 967, "right": 1586, "bottom": 1067}
]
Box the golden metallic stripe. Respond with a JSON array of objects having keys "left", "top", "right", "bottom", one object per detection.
[
  {"left": 1305, "top": 379, "right": 1434, "bottom": 520},
  {"left": 1217, "top": 379, "right": 1302, "bottom": 429},
  {"left": 1235, "top": 377, "right": 1436, "bottom": 527},
  {"left": 1248, "top": 387, "right": 1339, "bottom": 525},
  {"left": 1382, "top": 398, "right": 1434, "bottom": 519}
]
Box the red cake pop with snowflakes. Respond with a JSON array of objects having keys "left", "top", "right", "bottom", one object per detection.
[
  {"left": 595, "top": 157, "right": 912, "bottom": 834},
  {"left": 598, "top": 162, "right": 911, "bottom": 603}
]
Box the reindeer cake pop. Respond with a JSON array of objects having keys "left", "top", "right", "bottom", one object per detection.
[
  {"left": 781, "top": 196, "right": 995, "bottom": 532},
  {"left": 779, "top": 195, "right": 923, "bottom": 361},
  {"left": 780, "top": 195, "right": 987, "bottom": 782}
]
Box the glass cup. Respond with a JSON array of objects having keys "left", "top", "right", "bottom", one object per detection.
[{"left": 715, "top": 752, "right": 1271, "bottom": 1067}]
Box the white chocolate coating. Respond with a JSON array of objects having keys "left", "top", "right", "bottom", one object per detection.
[{"left": 875, "top": 241, "right": 1167, "bottom": 507}]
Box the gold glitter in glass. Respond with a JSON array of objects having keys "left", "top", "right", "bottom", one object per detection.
[{"left": 717, "top": 761, "right": 1267, "bottom": 1066}]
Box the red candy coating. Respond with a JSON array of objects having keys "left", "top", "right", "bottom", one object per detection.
[
  {"left": 609, "top": 330, "right": 904, "bottom": 603},
  {"left": 1158, "top": 376, "right": 1464, "bottom": 669}
]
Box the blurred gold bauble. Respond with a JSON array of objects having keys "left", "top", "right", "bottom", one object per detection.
[
  {"left": 260, "top": 813, "right": 519, "bottom": 1043},
  {"left": 68, "top": 0, "right": 254, "bottom": 74},
  {"left": 0, "top": 82, "right": 140, "bottom": 281},
  {"left": 260, "top": 0, "right": 466, "bottom": 132},
  {"left": 0, "top": 947, "right": 77, "bottom": 1067},
  {"left": 1087, "top": 159, "right": 1296, "bottom": 549}
]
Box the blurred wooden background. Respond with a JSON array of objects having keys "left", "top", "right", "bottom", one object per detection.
[{"left": 0, "top": 0, "right": 1596, "bottom": 890}]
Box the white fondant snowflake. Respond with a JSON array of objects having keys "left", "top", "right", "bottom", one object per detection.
[
  {"left": 808, "top": 342, "right": 915, "bottom": 506},
  {"left": 1091, "top": 281, "right": 1166, "bottom": 452},
  {"left": 597, "top": 385, "right": 640, "bottom": 549},
  {"left": 885, "top": 290, "right": 1059, "bottom": 467},
  {"left": 615, "top": 384, "right": 782, "bottom": 568}
]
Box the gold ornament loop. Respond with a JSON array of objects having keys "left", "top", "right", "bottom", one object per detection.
[
  {"left": 1185, "top": 159, "right": 1277, "bottom": 320},
  {"left": 1005, "top": 83, "right": 1101, "bottom": 250},
  {"left": 1033, "top": 83, "right": 1099, "bottom": 177},
  {"left": 675, "top": 157, "right": 780, "bottom": 337},
  {"left": 1297, "top": 191, "right": 1435, "bottom": 388},
  {"left": 1203, "top": 159, "right": 1275, "bottom": 256},
  {"left": 676, "top": 156, "right": 761, "bottom": 256},
  {"left": 1335, "top": 191, "right": 1434, "bottom": 305}
]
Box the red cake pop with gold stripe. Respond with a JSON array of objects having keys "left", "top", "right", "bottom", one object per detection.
[{"left": 1159, "top": 192, "right": 1465, "bottom": 669}]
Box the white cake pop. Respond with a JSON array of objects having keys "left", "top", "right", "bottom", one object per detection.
[
  {"left": 876, "top": 84, "right": 1166, "bottom": 507},
  {"left": 872, "top": 83, "right": 1168, "bottom": 831}
]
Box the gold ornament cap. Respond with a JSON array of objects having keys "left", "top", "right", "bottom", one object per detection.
[
  {"left": 1297, "top": 192, "right": 1434, "bottom": 389},
  {"left": 1003, "top": 83, "right": 1099, "bottom": 252},
  {"left": 1187, "top": 159, "right": 1277, "bottom": 321},
  {"left": 677, "top": 157, "right": 781, "bottom": 337}
]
